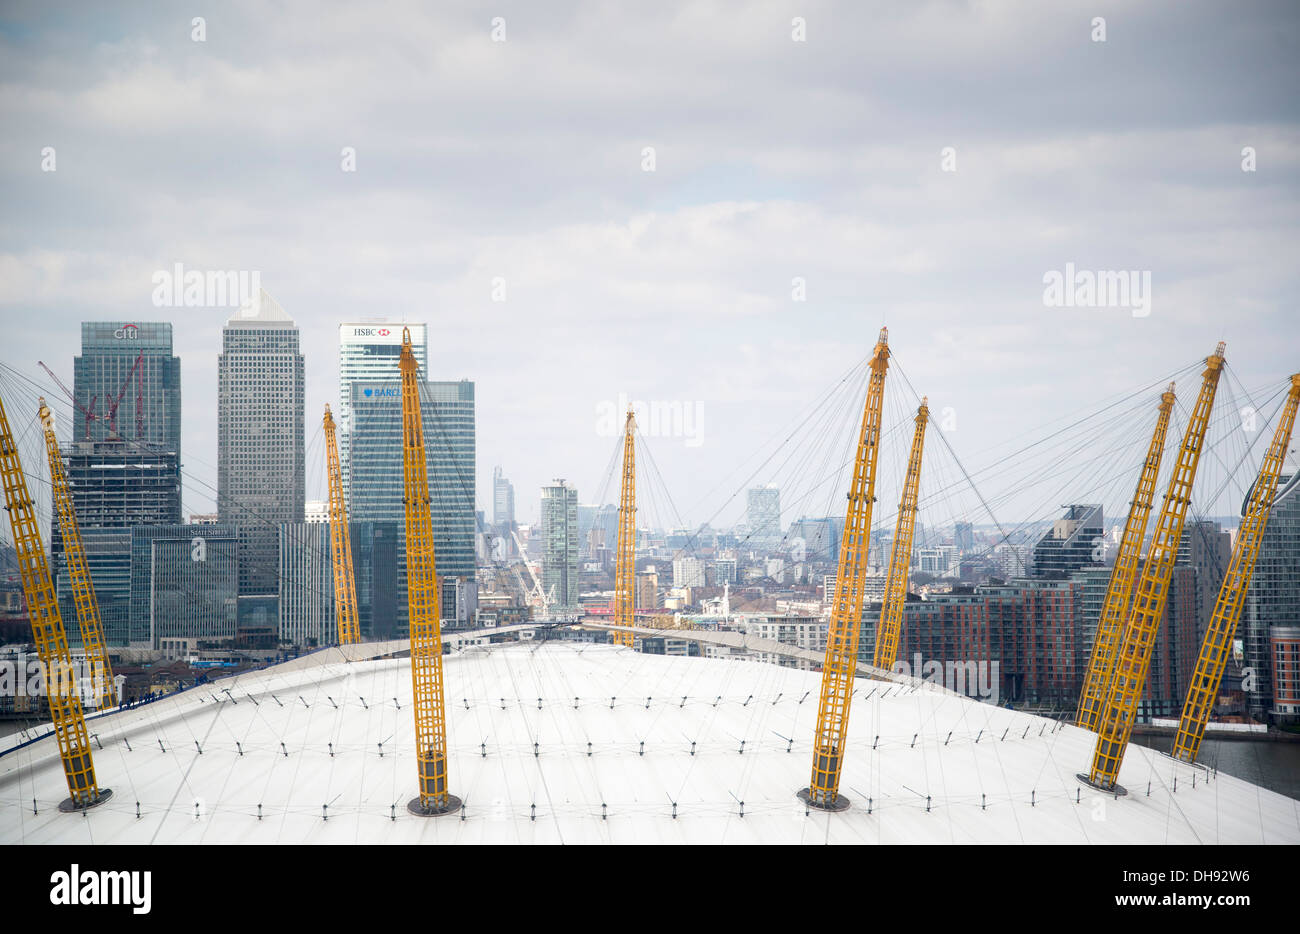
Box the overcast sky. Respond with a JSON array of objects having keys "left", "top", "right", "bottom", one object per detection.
[{"left": 1, "top": 1, "right": 1297, "bottom": 535}]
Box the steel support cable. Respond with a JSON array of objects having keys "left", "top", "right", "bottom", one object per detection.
[
  {"left": 678, "top": 354, "right": 872, "bottom": 523},
  {"left": 679, "top": 357, "right": 872, "bottom": 541},
  {"left": 913, "top": 392, "right": 1162, "bottom": 545},
  {"left": 641, "top": 360, "right": 867, "bottom": 564},
  {"left": 889, "top": 359, "right": 1203, "bottom": 511},
  {"left": 928, "top": 359, "right": 1204, "bottom": 471},
  {"left": 901, "top": 396, "right": 1152, "bottom": 573},
  {"left": 720, "top": 363, "right": 869, "bottom": 557}
]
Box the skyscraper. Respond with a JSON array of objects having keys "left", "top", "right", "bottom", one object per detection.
[
  {"left": 493, "top": 466, "right": 515, "bottom": 527},
  {"left": 1244, "top": 464, "right": 1300, "bottom": 719},
  {"left": 349, "top": 376, "right": 476, "bottom": 631},
  {"left": 1032, "top": 504, "right": 1104, "bottom": 579},
  {"left": 954, "top": 521, "right": 975, "bottom": 555},
  {"left": 278, "top": 522, "right": 333, "bottom": 649},
  {"left": 53, "top": 321, "right": 183, "bottom": 646},
  {"left": 71, "top": 321, "right": 182, "bottom": 447},
  {"left": 745, "top": 485, "right": 781, "bottom": 548},
  {"left": 337, "top": 322, "right": 428, "bottom": 497},
  {"left": 1177, "top": 519, "right": 1232, "bottom": 642},
  {"left": 541, "top": 480, "right": 579, "bottom": 610},
  {"left": 217, "top": 290, "right": 305, "bottom": 610},
  {"left": 423, "top": 380, "right": 477, "bottom": 581}
]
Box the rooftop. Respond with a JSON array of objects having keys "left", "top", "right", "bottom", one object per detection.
[{"left": 3, "top": 643, "right": 1295, "bottom": 844}]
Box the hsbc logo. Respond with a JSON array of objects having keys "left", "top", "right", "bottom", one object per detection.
[{"left": 351, "top": 327, "right": 393, "bottom": 338}]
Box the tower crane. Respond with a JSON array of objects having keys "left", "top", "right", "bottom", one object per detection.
[
  {"left": 0, "top": 389, "right": 108, "bottom": 809},
  {"left": 100, "top": 352, "right": 145, "bottom": 441},
  {"left": 1172, "top": 372, "right": 1300, "bottom": 762},
  {"left": 323, "top": 405, "right": 361, "bottom": 645},
  {"left": 38, "top": 398, "right": 116, "bottom": 709},
  {"left": 611, "top": 409, "right": 637, "bottom": 648},
  {"left": 399, "top": 328, "right": 458, "bottom": 815},
  {"left": 38, "top": 361, "right": 96, "bottom": 442},
  {"left": 873, "top": 397, "right": 928, "bottom": 672},
  {"left": 511, "top": 528, "right": 554, "bottom": 615},
  {"left": 1086, "top": 343, "right": 1225, "bottom": 791},
  {"left": 801, "top": 327, "right": 890, "bottom": 811},
  {"left": 1075, "top": 383, "right": 1176, "bottom": 731}
]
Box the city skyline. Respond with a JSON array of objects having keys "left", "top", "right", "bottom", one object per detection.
[{"left": 3, "top": 2, "right": 1297, "bottom": 536}]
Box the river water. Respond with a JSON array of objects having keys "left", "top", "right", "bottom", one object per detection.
[{"left": 1132, "top": 733, "right": 1300, "bottom": 801}]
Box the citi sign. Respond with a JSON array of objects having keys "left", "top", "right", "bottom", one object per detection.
[
  {"left": 114, "top": 323, "right": 139, "bottom": 340},
  {"left": 363, "top": 388, "right": 399, "bottom": 398}
]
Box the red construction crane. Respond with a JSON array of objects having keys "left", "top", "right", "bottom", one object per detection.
[
  {"left": 38, "top": 361, "right": 96, "bottom": 442},
  {"left": 101, "top": 353, "right": 144, "bottom": 441},
  {"left": 38, "top": 353, "right": 145, "bottom": 442}
]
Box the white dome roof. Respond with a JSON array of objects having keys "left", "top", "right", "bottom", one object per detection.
[{"left": 3, "top": 643, "right": 1293, "bottom": 844}]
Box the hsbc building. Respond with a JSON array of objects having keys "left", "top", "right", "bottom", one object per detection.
[{"left": 337, "top": 322, "right": 428, "bottom": 493}]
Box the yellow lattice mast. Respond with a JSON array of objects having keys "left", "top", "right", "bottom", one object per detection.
[
  {"left": 1085, "top": 343, "right": 1225, "bottom": 791},
  {"left": 323, "top": 405, "right": 361, "bottom": 645},
  {"left": 801, "top": 327, "right": 890, "bottom": 811},
  {"left": 399, "top": 328, "right": 458, "bottom": 815},
  {"left": 872, "top": 396, "right": 927, "bottom": 671},
  {"left": 1075, "top": 382, "right": 1175, "bottom": 731},
  {"left": 38, "top": 398, "right": 116, "bottom": 709},
  {"left": 1172, "top": 372, "right": 1300, "bottom": 763},
  {"left": 612, "top": 409, "right": 636, "bottom": 648},
  {"left": 0, "top": 391, "right": 108, "bottom": 810}
]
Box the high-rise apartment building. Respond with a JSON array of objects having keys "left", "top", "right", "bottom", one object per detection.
[
  {"left": 541, "top": 481, "right": 579, "bottom": 610},
  {"left": 635, "top": 569, "right": 660, "bottom": 611},
  {"left": 672, "top": 556, "right": 706, "bottom": 589},
  {"left": 1032, "top": 504, "right": 1104, "bottom": 580},
  {"left": 745, "top": 485, "right": 781, "bottom": 548},
  {"left": 1244, "top": 465, "right": 1300, "bottom": 719},
  {"left": 1177, "top": 519, "right": 1232, "bottom": 642},
  {"left": 337, "top": 323, "right": 428, "bottom": 497},
  {"left": 217, "top": 290, "right": 305, "bottom": 605},
  {"left": 954, "top": 521, "right": 975, "bottom": 555}
]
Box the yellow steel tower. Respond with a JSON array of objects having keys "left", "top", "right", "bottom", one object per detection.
[
  {"left": 1085, "top": 343, "right": 1225, "bottom": 791},
  {"left": 38, "top": 398, "right": 116, "bottom": 709},
  {"left": 612, "top": 409, "right": 636, "bottom": 648},
  {"left": 323, "top": 405, "right": 361, "bottom": 645},
  {"left": 1172, "top": 372, "right": 1300, "bottom": 763},
  {"left": 1075, "top": 383, "right": 1176, "bottom": 731},
  {"left": 399, "top": 329, "right": 459, "bottom": 815},
  {"left": 801, "top": 327, "right": 891, "bottom": 811},
  {"left": 0, "top": 391, "right": 109, "bottom": 809},
  {"left": 872, "top": 396, "right": 928, "bottom": 672}
]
